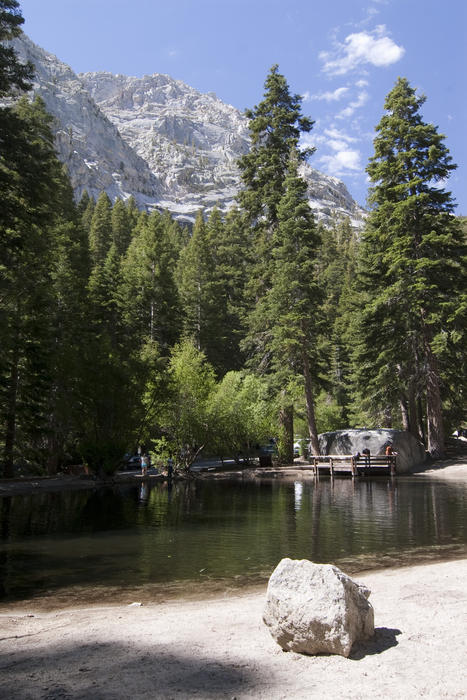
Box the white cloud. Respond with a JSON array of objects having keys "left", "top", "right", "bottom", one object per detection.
[
  {"left": 319, "top": 149, "right": 362, "bottom": 176},
  {"left": 308, "top": 86, "right": 349, "bottom": 102},
  {"left": 324, "top": 127, "right": 358, "bottom": 144},
  {"left": 337, "top": 90, "right": 369, "bottom": 118},
  {"left": 305, "top": 127, "right": 357, "bottom": 149},
  {"left": 320, "top": 25, "right": 405, "bottom": 75},
  {"left": 309, "top": 126, "right": 362, "bottom": 176}
]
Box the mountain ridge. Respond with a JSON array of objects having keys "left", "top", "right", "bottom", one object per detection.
[{"left": 13, "top": 33, "right": 366, "bottom": 227}]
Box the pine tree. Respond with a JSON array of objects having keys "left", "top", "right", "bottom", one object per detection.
[
  {"left": 317, "top": 217, "right": 359, "bottom": 424},
  {"left": 238, "top": 66, "right": 314, "bottom": 355},
  {"left": 0, "top": 96, "right": 74, "bottom": 475},
  {"left": 0, "top": 0, "right": 33, "bottom": 97},
  {"left": 120, "top": 209, "right": 181, "bottom": 352},
  {"left": 78, "top": 190, "right": 95, "bottom": 233},
  {"left": 237, "top": 66, "right": 316, "bottom": 459},
  {"left": 237, "top": 65, "right": 313, "bottom": 235},
  {"left": 266, "top": 151, "right": 322, "bottom": 455},
  {"left": 45, "top": 175, "right": 90, "bottom": 472},
  {"left": 111, "top": 198, "right": 132, "bottom": 257},
  {"left": 215, "top": 206, "right": 250, "bottom": 370},
  {"left": 89, "top": 192, "right": 112, "bottom": 266},
  {"left": 355, "top": 77, "right": 466, "bottom": 456},
  {"left": 176, "top": 211, "right": 226, "bottom": 374}
]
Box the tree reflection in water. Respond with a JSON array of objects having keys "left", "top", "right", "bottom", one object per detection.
[{"left": 0, "top": 476, "right": 466, "bottom": 603}]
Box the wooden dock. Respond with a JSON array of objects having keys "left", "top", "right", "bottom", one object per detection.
[{"left": 309, "top": 454, "right": 396, "bottom": 478}]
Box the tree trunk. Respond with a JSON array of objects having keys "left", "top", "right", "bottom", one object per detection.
[
  {"left": 407, "top": 376, "right": 421, "bottom": 440},
  {"left": 3, "top": 332, "right": 20, "bottom": 479},
  {"left": 302, "top": 351, "right": 320, "bottom": 455},
  {"left": 383, "top": 406, "right": 393, "bottom": 428},
  {"left": 278, "top": 393, "right": 294, "bottom": 465},
  {"left": 424, "top": 336, "right": 445, "bottom": 457},
  {"left": 417, "top": 396, "right": 426, "bottom": 445},
  {"left": 400, "top": 396, "right": 410, "bottom": 432}
]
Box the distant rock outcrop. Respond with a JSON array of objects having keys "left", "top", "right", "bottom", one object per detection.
[
  {"left": 318, "top": 429, "right": 426, "bottom": 473},
  {"left": 263, "top": 558, "right": 374, "bottom": 657},
  {"left": 13, "top": 34, "right": 367, "bottom": 226}
]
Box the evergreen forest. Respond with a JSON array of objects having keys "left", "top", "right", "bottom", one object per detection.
[{"left": 1, "top": 2, "right": 466, "bottom": 477}]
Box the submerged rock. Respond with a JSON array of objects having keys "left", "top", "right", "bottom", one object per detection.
[{"left": 263, "top": 558, "right": 374, "bottom": 657}]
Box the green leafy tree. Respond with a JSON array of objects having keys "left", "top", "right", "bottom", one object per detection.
[
  {"left": 160, "top": 340, "right": 216, "bottom": 471},
  {"left": 207, "top": 371, "right": 274, "bottom": 462},
  {"left": 78, "top": 190, "right": 95, "bottom": 233},
  {"left": 237, "top": 64, "right": 313, "bottom": 237},
  {"left": 316, "top": 217, "right": 359, "bottom": 425},
  {"left": 354, "top": 77, "right": 466, "bottom": 455},
  {"left": 45, "top": 176, "right": 91, "bottom": 472}
]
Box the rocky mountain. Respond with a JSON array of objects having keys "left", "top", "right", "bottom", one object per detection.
[
  {"left": 12, "top": 35, "right": 161, "bottom": 207},
  {"left": 13, "top": 34, "right": 366, "bottom": 226}
]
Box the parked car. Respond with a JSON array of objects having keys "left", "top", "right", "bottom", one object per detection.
[
  {"left": 257, "top": 440, "right": 278, "bottom": 467},
  {"left": 123, "top": 454, "right": 141, "bottom": 470},
  {"left": 294, "top": 438, "right": 311, "bottom": 458}
]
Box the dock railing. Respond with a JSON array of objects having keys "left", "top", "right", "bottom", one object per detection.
[{"left": 310, "top": 454, "right": 396, "bottom": 477}]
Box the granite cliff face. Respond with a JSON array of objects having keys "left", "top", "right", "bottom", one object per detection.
[
  {"left": 13, "top": 34, "right": 366, "bottom": 226},
  {"left": 12, "top": 35, "right": 161, "bottom": 207},
  {"left": 80, "top": 71, "right": 251, "bottom": 220}
]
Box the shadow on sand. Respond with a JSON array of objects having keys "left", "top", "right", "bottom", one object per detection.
[
  {"left": 350, "top": 626, "right": 402, "bottom": 660},
  {"left": 0, "top": 639, "right": 263, "bottom": 699}
]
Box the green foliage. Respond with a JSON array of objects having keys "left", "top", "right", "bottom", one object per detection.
[
  {"left": 238, "top": 64, "right": 313, "bottom": 232},
  {"left": 2, "top": 52, "right": 465, "bottom": 476},
  {"left": 353, "top": 77, "right": 466, "bottom": 454},
  {"left": 89, "top": 192, "right": 112, "bottom": 266},
  {"left": 316, "top": 217, "right": 359, "bottom": 423},
  {"left": 176, "top": 209, "right": 239, "bottom": 376},
  {"left": 160, "top": 340, "right": 216, "bottom": 470},
  {"left": 0, "top": 96, "right": 77, "bottom": 475},
  {"left": 0, "top": 1, "right": 33, "bottom": 97},
  {"left": 314, "top": 391, "right": 346, "bottom": 433},
  {"left": 207, "top": 371, "right": 275, "bottom": 461},
  {"left": 120, "top": 209, "right": 181, "bottom": 352}
]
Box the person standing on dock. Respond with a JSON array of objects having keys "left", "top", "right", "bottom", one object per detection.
[
  {"left": 167, "top": 456, "right": 174, "bottom": 479},
  {"left": 362, "top": 448, "right": 370, "bottom": 470},
  {"left": 385, "top": 442, "right": 397, "bottom": 469}
]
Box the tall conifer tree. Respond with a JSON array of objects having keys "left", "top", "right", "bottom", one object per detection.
[
  {"left": 237, "top": 66, "right": 316, "bottom": 458},
  {"left": 176, "top": 211, "right": 225, "bottom": 374},
  {"left": 89, "top": 192, "right": 112, "bottom": 266},
  {"left": 0, "top": 96, "right": 75, "bottom": 474},
  {"left": 355, "top": 77, "right": 466, "bottom": 456},
  {"left": 266, "top": 151, "right": 322, "bottom": 455}
]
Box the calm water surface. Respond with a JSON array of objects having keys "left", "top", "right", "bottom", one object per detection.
[{"left": 1, "top": 475, "right": 466, "bottom": 606}]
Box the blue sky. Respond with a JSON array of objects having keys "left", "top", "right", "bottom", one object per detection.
[{"left": 19, "top": 0, "right": 466, "bottom": 213}]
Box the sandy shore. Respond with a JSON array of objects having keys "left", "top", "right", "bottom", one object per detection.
[{"left": 0, "top": 558, "right": 466, "bottom": 699}]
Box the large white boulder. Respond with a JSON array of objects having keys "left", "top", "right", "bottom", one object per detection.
[
  {"left": 263, "top": 558, "right": 374, "bottom": 657},
  {"left": 318, "top": 428, "right": 426, "bottom": 473}
]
